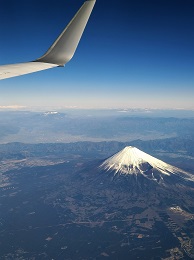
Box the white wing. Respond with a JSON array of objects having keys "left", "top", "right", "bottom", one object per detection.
[
  {"left": 0, "top": 63, "right": 58, "bottom": 80},
  {"left": 0, "top": 0, "right": 96, "bottom": 80}
]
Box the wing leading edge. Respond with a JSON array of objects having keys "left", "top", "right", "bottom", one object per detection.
[{"left": 0, "top": 0, "right": 96, "bottom": 80}]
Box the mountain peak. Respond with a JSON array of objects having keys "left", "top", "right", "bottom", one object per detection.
[{"left": 99, "top": 146, "right": 193, "bottom": 182}]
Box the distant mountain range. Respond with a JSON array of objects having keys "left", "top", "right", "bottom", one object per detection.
[
  {"left": 0, "top": 111, "right": 193, "bottom": 143},
  {"left": 0, "top": 137, "right": 193, "bottom": 164}
]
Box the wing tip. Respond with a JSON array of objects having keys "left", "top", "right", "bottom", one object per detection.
[{"left": 36, "top": 0, "right": 96, "bottom": 66}]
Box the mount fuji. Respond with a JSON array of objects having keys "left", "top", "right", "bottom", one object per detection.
[
  {"left": 63, "top": 146, "right": 194, "bottom": 258},
  {"left": 99, "top": 146, "right": 194, "bottom": 185}
]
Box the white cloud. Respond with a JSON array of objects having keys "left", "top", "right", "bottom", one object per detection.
[{"left": 0, "top": 105, "right": 26, "bottom": 109}]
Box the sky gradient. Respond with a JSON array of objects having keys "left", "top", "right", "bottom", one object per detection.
[{"left": 0, "top": 0, "right": 194, "bottom": 109}]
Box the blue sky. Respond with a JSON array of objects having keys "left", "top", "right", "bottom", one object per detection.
[{"left": 0, "top": 0, "right": 194, "bottom": 109}]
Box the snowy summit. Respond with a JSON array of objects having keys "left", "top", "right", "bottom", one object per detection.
[{"left": 100, "top": 146, "right": 194, "bottom": 182}]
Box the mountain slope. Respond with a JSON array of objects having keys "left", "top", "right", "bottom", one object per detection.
[{"left": 99, "top": 146, "right": 194, "bottom": 185}]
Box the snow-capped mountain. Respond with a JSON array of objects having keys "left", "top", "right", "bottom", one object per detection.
[
  {"left": 43, "top": 111, "right": 59, "bottom": 116},
  {"left": 99, "top": 146, "right": 194, "bottom": 184}
]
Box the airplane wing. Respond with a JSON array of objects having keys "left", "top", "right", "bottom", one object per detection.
[{"left": 0, "top": 0, "right": 96, "bottom": 80}]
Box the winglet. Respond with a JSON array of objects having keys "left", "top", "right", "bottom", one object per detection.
[
  {"left": 36, "top": 0, "right": 96, "bottom": 66},
  {"left": 0, "top": 0, "right": 96, "bottom": 80}
]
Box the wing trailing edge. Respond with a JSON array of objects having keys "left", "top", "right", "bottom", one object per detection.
[{"left": 0, "top": 62, "right": 58, "bottom": 80}]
